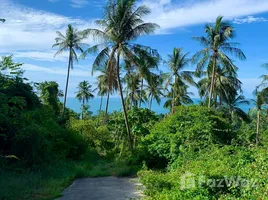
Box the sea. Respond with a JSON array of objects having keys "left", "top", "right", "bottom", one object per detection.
[{"left": 65, "top": 97, "right": 255, "bottom": 115}]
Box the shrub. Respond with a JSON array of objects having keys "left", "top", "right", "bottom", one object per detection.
[
  {"left": 3, "top": 107, "right": 87, "bottom": 166},
  {"left": 140, "top": 106, "right": 231, "bottom": 165},
  {"left": 139, "top": 146, "right": 268, "bottom": 200},
  {"left": 69, "top": 119, "right": 114, "bottom": 155}
]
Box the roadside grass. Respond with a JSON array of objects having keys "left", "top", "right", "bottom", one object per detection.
[{"left": 0, "top": 151, "right": 140, "bottom": 200}]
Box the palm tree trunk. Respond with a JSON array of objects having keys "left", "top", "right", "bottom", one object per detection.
[
  {"left": 104, "top": 93, "right": 110, "bottom": 124},
  {"left": 97, "top": 95, "right": 103, "bottom": 126},
  {"left": 139, "top": 79, "right": 144, "bottom": 108},
  {"left": 256, "top": 109, "right": 260, "bottom": 145},
  {"left": 172, "top": 89, "right": 175, "bottom": 114},
  {"left": 62, "top": 49, "right": 72, "bottom": 121},
  {"left": 214, "top": 94, "right": 217, "bottom": 109},
  {"left": 82, "top": 97, "right": 85, "bottom": 120},
  {"left": 208, "top": 56, "right": 217, "bottom": 108},
  {"left": 149, "top": 95, "right": 153, "bottom": 110},
  {"left": 172, "top": 75, "right": 177, "bottom": 114},
  {"left": 131, "top": 91, "right": 134, "bottom": 108},
  {"left": 99, "top": 96, "right": 103, "bottom": 113},
  {"left": 116, "top": 49, "right": 133, "bottom": 150}
]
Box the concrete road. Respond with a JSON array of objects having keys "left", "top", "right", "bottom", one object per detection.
[{"left": 56, "top": 176, "right": 144, "bottom": 200}]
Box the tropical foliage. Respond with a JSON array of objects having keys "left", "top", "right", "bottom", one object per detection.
[{"left": 0, "top": 1, "right": 268, "bottom": 200}]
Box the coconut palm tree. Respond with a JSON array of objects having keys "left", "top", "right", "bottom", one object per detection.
[
  {"left": 97, "top": 84, "right": 105, "bottom": 114},
  {"left": 251, "top": 88, "right": 268, "bottom": 145},
  {"left": 164, "top": 84, "right": 193, "bottom": 112},
  {"left": 133, "top": 48, "right": 160, "bottom": 107},
  {"left": 93, "top": 53, "right": 118, "bottom": 122},
  {"left": 75, "top": 81, "right": 95, "bottom": 119},
  {"left": 165, "top": 48, "right": 195, "bottom": 113},
  {"left": 145, "top": 73, "right": 164, "bottom": 110},
  {"left": 193, "top": 16, "right": 246, "bottom": 108},
  {"left": 97, "top": 61, "right": 118, "bottom": 123},
  {"left": 220, "top": 93, "right": 250, "bottom": 124},
  {"left": 82, "top": 0, "right": 159, "bottom": 149},
  {"left": 0, "top": 19, "right": 5, "bottom": 23},
  {"left": 123, "top": 71, "right": 141, "bottom": 108},
  {"left": 198, "top": 64, "right": 242, "bottom": 108},
  {"left": 260, "top": 64, "right": 268, "bottom": 89},
  {"left": 53, "top": 24, "right": 86, "bottom": 120}
]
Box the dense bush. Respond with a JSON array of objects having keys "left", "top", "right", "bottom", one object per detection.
[
  {"left": 139, "top": 106, "right": 232, "bottom": 166},
  {"left": 108, "top": 108, "right": 161, "bottom": 150},
  {"left": 1, "top": 106, "right": 87, "bottom": 166},
  {"left": 0, "top": 70, "right": 87, "bottom": 166},
  {"left": 137, "top": 106, "right": 268, "bottom": 199},
  {"left": 138, "top": 146, "right": 268, "bottom": 199},
  {"left": 69, "top": 119, "right": 113, "bottom": 155}
]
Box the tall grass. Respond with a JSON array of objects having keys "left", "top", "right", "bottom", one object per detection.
[{"left": 0, "top": 151, "right": 139, "bottom": 200}]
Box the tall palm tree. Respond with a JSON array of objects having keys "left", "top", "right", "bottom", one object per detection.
[
  {"left": 164, "top": 84, "right": 193, "bottom": 112},
  {"left": 75, "top": 81, "right": 95, "bottom": 119},
  {"left": 97, "top": 60, "right": 118, "bottom": 123},
  {"left": 0, "top": 19, "right": 5, "bottom": 23},
  {"left": 145, "top": 73, "right": 164, "bottom": 110},
  {"left": 133, "top": 48, "right": 160, "bottom": 107},
  {"left": 97, "top": 83, "right": 105, "bottom": 114},
  {"left": 123, "top": 71, "right": 141, "bottom": 108},
  {"left": 82, "top": 0, "right": 159, "bottom": 149},
  {"left": 165, "top": 48, "right": 195, "bottom": 113},
  {"left": 220, "top": 93, "right": 250, "bottom": 124},
  {"left": 251, "top": 88, "right": 267, "bottom": 145},
  {"left": 53, "top": 24, "right": 86, "bottom": 120},
  {"left": 193, "top": 16, "right": 246, "bottom": 108},
  {"left": 260, "top": 64, "right": 268, "bottom": 89},
  {"left": 198, "top": 64, "right": 242, "bottom": 108}
]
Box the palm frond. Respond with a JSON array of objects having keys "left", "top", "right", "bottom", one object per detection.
[{"left": 82, "top": 28, "right": 109, "bottom": 42}]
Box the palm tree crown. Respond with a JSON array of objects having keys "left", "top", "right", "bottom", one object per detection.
[
  {"left": 260, "top": 64, "right": 268, "bottom": 89},
  {"left": 193, "top": 16, "right": 246, "bottom": 108},
  {"left": 76, "top": 81, "right": 95, "bottom": 102},
  {"left": 76, "top": 81, "right": 95, "bottom": 119},
  {"left": 165, "top": 48, "right": 195, "bottom": 113}
]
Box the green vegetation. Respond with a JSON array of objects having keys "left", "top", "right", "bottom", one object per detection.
[
  {"left": 1, "top": 152, "right": 117, "bottom": 200},
  {"left": 1, "top": 0, "right": 268, "bottom": 200}
]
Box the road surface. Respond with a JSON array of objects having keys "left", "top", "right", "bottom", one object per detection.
[{"left": 56, "top": 176, "right": 144, "bottom": 200}]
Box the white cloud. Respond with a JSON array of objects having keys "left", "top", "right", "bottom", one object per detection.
[
  {"left": 233, "top": 16, "right": 268, "bottom": 24},
  {"left": 22, "top": 63, "right": 93, "bottom": 77},
  {"left": 0, "top": 0, "right": 96, "bottom": 53},
  {"left": 70, "top": 0, "right": 89, "bottom": 8},
  {"left": 141, "top": 0, "right": 268, "bottom": 31},
  {"left": 22, "top": 63, "right": 98, "bottom": 97},
  {"left": 13, "top": 50, "right": 69, "bottom": 62}
]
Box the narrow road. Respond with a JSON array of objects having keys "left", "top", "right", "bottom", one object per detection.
[{"left": 56, "top": 176, "right": 144, "bottom": 200}]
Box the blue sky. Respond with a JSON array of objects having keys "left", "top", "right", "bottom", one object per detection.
[{"left": 0, "top": 0, "right": 268, "bottom": 98}]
